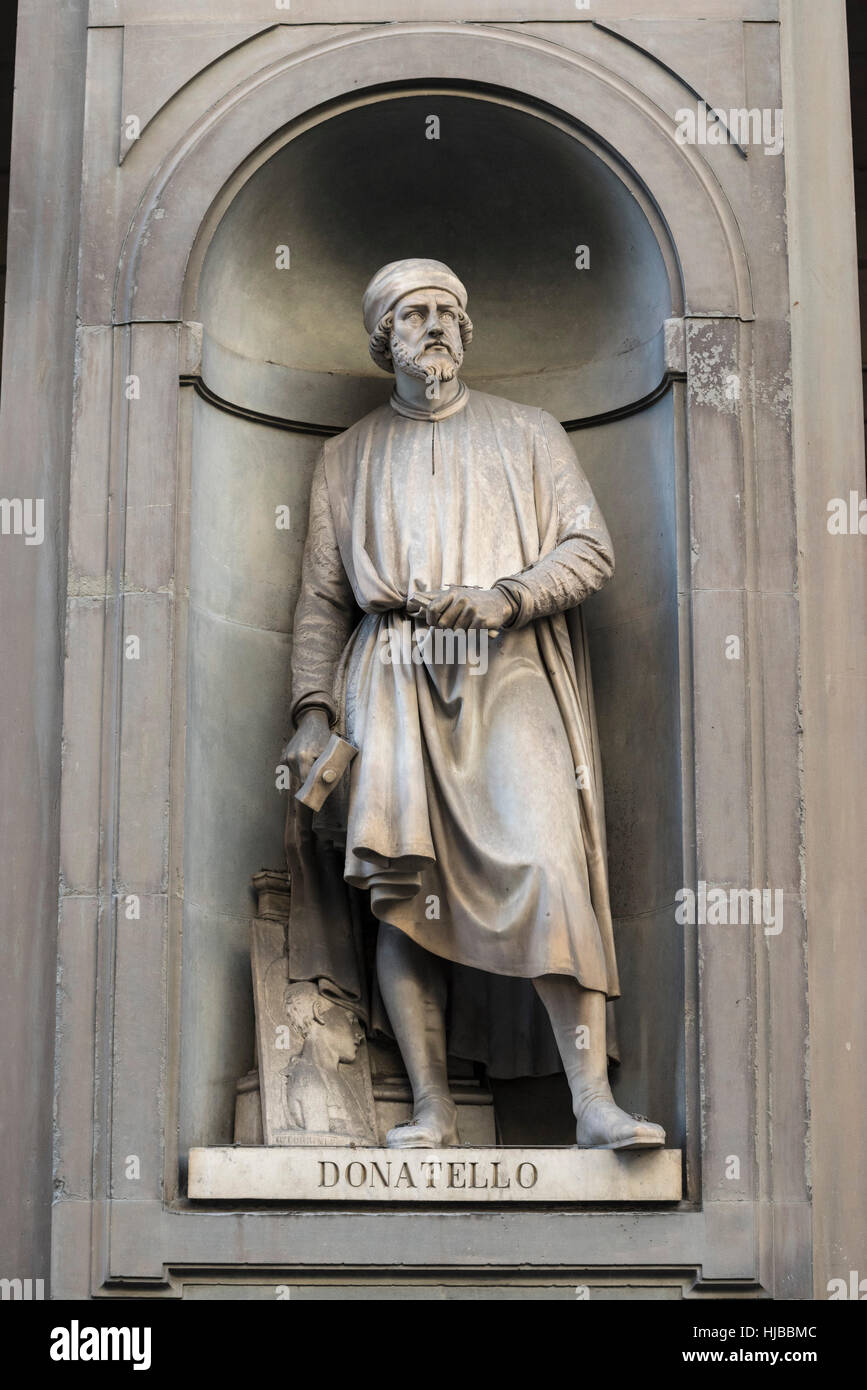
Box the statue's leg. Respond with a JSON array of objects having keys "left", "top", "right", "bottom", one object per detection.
[
  {"left": 376, "top": 922, "right": 459, "bottom": 1148},
  {"left": 533, "top": 975, "right": 666, "bottom": 1149}
]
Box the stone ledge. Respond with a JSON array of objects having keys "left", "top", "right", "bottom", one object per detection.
[{"left": 188, "top": 1146, "right": 683, "bottom": 1203}]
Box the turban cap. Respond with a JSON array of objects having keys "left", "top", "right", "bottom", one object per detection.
[{"left": 362, "top": 258, "right": 468, "bottom": 335}]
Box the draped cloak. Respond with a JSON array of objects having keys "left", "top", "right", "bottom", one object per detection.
[{"left": 286, "top": 387, "right": 619, "bottom": 1078}]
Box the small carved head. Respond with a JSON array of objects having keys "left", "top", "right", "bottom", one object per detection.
[{"left": 283, "top": 982, "right": 364, "bottom": 1064}]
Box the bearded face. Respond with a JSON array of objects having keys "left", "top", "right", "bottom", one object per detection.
[
  {"left": 388, "top": 289, "right": 466, "bottom": 383},
  {"left": 390, "top": 331, "right": 464, "bottom": 382}
]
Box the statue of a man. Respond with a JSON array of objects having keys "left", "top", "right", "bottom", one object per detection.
[{"left": 284, "top": 258, "right": 665, "bottom": 1152}]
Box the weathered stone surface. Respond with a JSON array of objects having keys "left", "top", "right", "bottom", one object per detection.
[
  {"left": 250, "top": 917, "right": 377, "bottom": 1146},
  {"left": 0, "top": 0, "right": 856, "bottom": 1304}
]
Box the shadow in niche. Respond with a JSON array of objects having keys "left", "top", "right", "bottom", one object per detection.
[
  {"left": 491, "top": 1075, "right": 576, "bottom": 1146},
  {"left": 179, "top": 88, "right": 685, "bottom": 1159}
]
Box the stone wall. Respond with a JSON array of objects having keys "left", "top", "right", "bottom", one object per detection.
[{"left": 0, "top": 0, "right": 864, "bottom": 1300}]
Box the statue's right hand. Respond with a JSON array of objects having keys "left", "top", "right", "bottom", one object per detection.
[{"left": 282, "top": 708, "right": 331, "bottom": 786}]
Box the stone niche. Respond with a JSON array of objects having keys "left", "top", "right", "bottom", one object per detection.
[
  {"left": 180, "top": 90, "right": 685, "bottom": 1164},
  {"left": 44, "top": 9, "right": 814, "bottom": 1298}
]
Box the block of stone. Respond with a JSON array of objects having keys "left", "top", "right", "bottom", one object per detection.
[
  {"left": 250, "top": 916, "right": 289, "bottom": 1145},
  {"left": 250, "top": 917, "right": 376, "bottom": 1147},
  {"left": 188, "top": 1146, "right": 683, "bottom": 1203},
  {"left": 250, "top": 868, "right": 292, "bottom": 922},
  {"left": 233, "top": 1069, "right": 263, "bottom": 1146}
]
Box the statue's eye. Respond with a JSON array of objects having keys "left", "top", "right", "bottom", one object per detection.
[{"left": 441, "top": 310, "right": 455, "bottom": 321}]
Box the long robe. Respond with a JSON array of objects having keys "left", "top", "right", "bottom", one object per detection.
[{"left": 288, "top": 387, "right": 618, "bottom": 1075}]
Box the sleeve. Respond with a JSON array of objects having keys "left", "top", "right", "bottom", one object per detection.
[
  {"left": 494, "top": 411, "right": 614, "bottom": 628},
  {"left": 289, "top": 451, "right": 359, "bottom": 728}
]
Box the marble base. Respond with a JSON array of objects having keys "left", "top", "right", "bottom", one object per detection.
[{"left": 188, "top": 1145, "right": 682, "bottom": 1203}]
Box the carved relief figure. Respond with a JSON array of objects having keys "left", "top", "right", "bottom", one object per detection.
[{"left": 281, "top": 982, "right": 370, "bottom": 1140}]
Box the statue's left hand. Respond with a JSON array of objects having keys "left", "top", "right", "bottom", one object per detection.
[{"left": 416, "top": 586, "right": 513, "bottom": 631}]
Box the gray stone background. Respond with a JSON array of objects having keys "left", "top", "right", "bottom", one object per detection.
[{"left": 0, "top": 0, "right": 865, "bottom": 1301}]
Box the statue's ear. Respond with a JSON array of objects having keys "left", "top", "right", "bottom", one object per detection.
[{"left": 311, "top": 995, "right": 328, "bottom": 1026}]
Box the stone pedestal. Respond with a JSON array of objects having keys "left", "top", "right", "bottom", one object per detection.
[{"left": 189, "top": 1145, "right": 683, "bottom": 1203}]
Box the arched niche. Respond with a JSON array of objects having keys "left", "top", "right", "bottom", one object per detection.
[
  {"left": 179, "top": 84, "right": 687, "bottom": 1155},
  {"left": 120, "top": 23, "right": 750, "bottom": 323},
  {"left": 195, "top": 89, "right": 675, "bottom": 427}
]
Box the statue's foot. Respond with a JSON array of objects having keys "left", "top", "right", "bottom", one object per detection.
[
  {"left": 575, "top": 1096, "right": 666, "bottom": 1150},
  {"left": 386, "top": 1095, "right": 459, "bottom": 1149}
]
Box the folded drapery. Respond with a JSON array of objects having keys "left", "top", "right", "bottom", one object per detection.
[{"left": 287, "top": 389, "right": 620, "bottom": 1075}]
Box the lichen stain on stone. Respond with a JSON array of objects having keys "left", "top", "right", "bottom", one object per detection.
[
  {"left": 686, "top": 326, "right": 738, "bottom": 414},
  {"left": 756, "top": 365, "right": 793, "bottom": 430}
]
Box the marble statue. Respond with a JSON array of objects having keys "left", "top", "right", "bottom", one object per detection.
[{"left": 282, "top": 258, "right": 665, "bottom": 1151}]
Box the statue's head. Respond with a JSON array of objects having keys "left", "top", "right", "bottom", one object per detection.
[
  {"left": 362, "top": 258, "right": 473, "bottom": 383},
  {"left": 284, "top": 982, "right": 364, "bottom": 1064}
]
